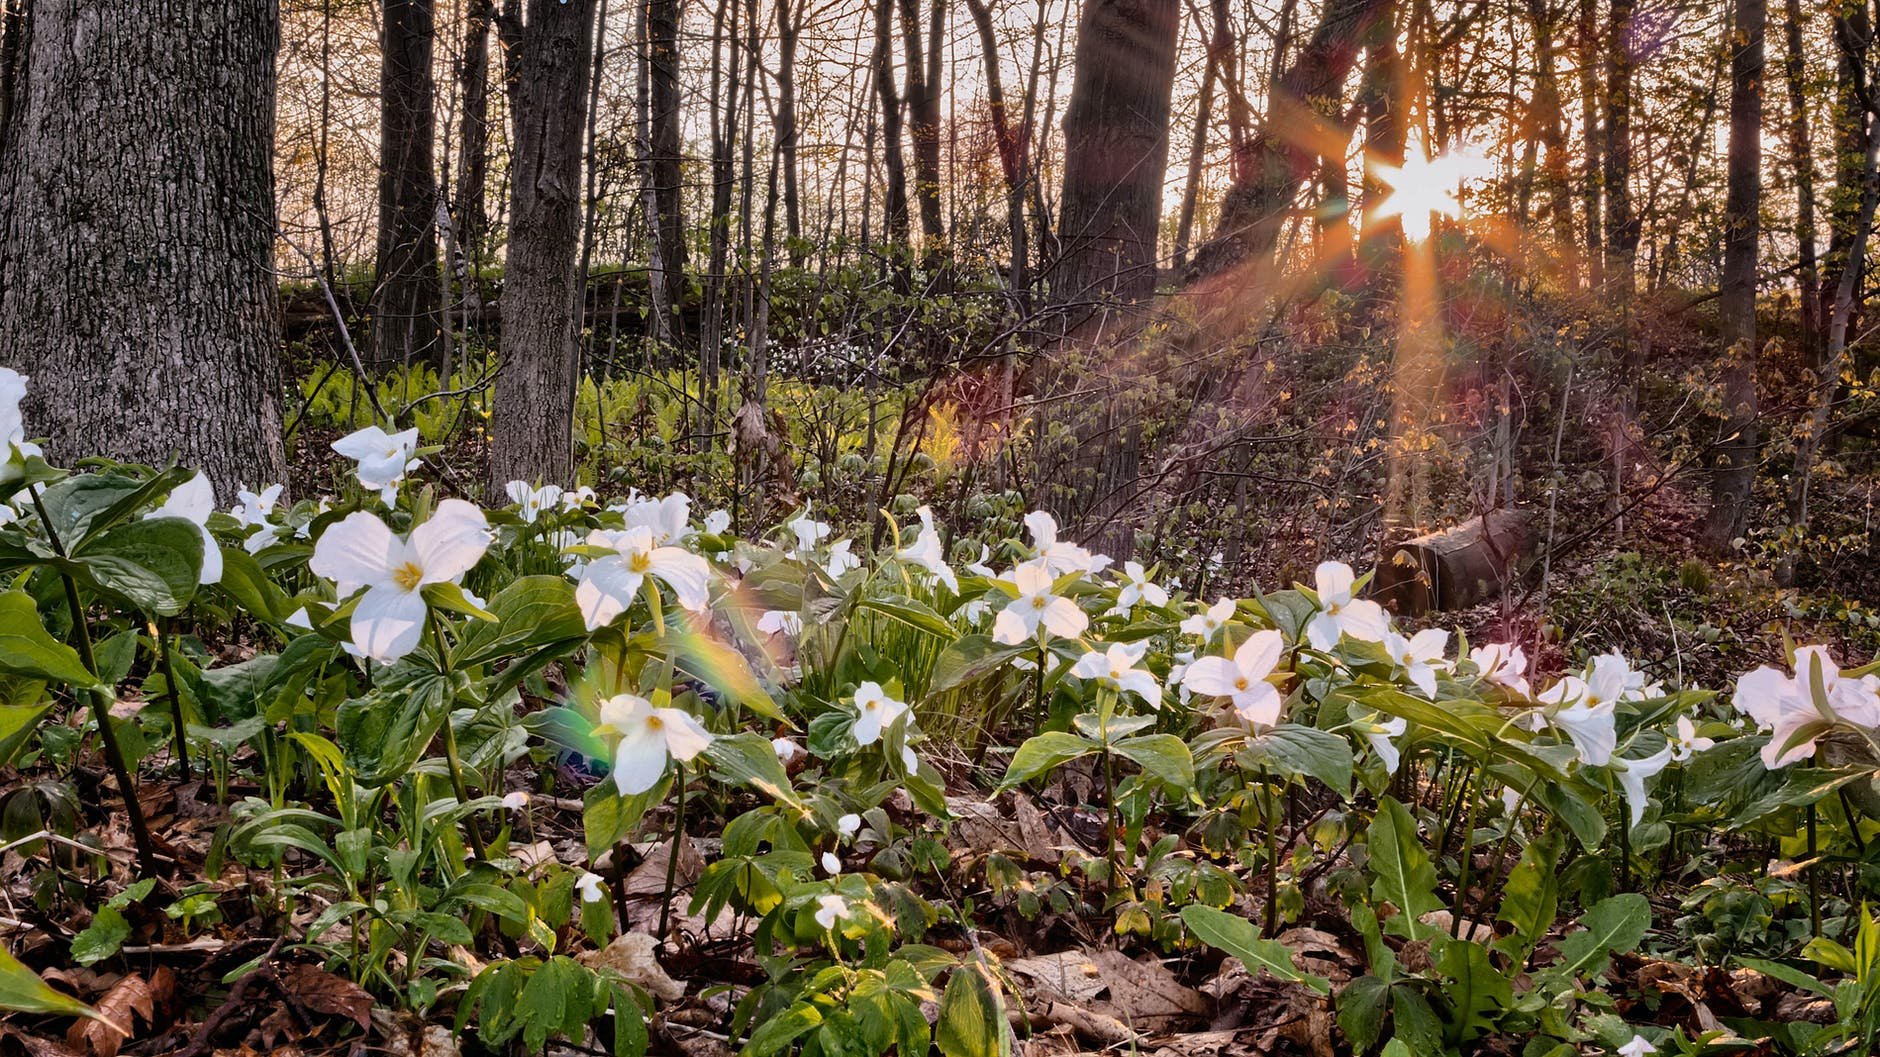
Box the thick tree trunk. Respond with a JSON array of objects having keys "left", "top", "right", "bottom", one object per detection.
[
  {"left": 1054, "top": 0, "right": 1179, "bottom": 315},
  {"left": 1185, "top": 0, "right": 1389, "bottom": 279},
  {"left": 488, "top": 0, "right": 598, "bottom": 490},
  {"left": 1703, "top": 0, "right": 1764, "bottom": 549},
  {"left": 0, "top": 0, "right": 287, "bottom": 490},
  {"left": 1821, "top": 0, "right": 1872, "bottom": 334},
  {"left": 373, "top": 0, "right": 443, "bottom": 370},
  {"left": 964, "top": 0, "right": 1028, "bottom": 298},
  {"left": 1524, "top": 0, "right": 1578, "bottom": 288},
  {"left": 775, "top": 0, "right": 803, "bottom": 255}
]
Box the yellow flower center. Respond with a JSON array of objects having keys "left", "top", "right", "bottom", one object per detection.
[
  {"left": 1234, "top": 676, "right": 1250, "bottom": 691},
  {"left": 628, "top": 551, "right": 652, "bottom": 573},
  {"left": 646, "top": 715, "right": 665, "bottom": 731},
  {"left": 863, "top": 700, "right": 879, "bottom": 712},
  {"left": 1110, "top": 668, "right": 1124, "bottom": 680},
  {"left": 392, "top": 561, "right": 424, "bottom": 591},
  {"left": 1030, "top": 595, "right": 1047, "bottom": 610}
]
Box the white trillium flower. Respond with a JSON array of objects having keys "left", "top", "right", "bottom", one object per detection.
[
  {"left": 1362, "top": 715, "right": 1410, "bottom": 774},
  {"left": 704, "top": 508, "right": 732, "bottom": 535},
  {"left": 896, "top": 505, "right": 959, "bottom": 592},
  {"left": 965, "top": 543, "right": 997, "bottom": 578},
  {"left": 593, "top": 692, "right": 713, "bottom": 796},
  {"left": 1383, "top": 628, "right": 1449, "bottom": 697},
  {"left": 824, "top": 539, "right": 861, "bottom": 578},
  {"left": 813, "top": 893, "right": 851, "bottom": 929},
  {"left": 992, "top": 560, "right": 1088, "bottom": 645},
  {"left": 148, "top": 471, "right": 223, "bottom": 585},
  {"left": 1022, "top": 510, "right": 1108, "bottom": 575},
  {"left": 1612, "top": 745, "right": 1673, "bottom": 828},
  {"left": 576, "top": 870, "right": 608, "bottom": 903},
  {"left": 851, "top": 681, "right": 909, "bottom": 746},
  {"left": 624, "top": 492, "right": 693, "bottom": 546},
  {"left": 1732, "top": 645, "right": 1880, "bottom": 768},
  {"left": 1111, "top": 561, "right": 1169, "bottom": 615},
  {"left": 1536, "top": 677, "right": 1618, "bottom": 766},
  {"left": 1617, "top": 1035, "right": 1655, "bottom": 1057},
  {"left": 1182, "top": 629, "right": 1286, "bottom": 728},
  {"left": 505, "top": 481, "right": 564, "bottom": 523},
  {"left": 0, "top": 367, "right": 43, "bottom": 481},
  {"left": 772, "top": 736, "right": 804, "bottom": 764},
  {"left": 1669, "top": 715, "right": 1715, "bottom": 762},
  {"left": 573, "top": 524, "right": 712, "bottom": 628},
  {"left": 1305, "top": 561, "right": 1389, "bottom": 651},
  {"left": 821, "top": 851, "right": 842, "bottom": 875},
  {"left": 308, "top": 499, "right": 491, "bottom": 663},
  {"left": 500, "top": 791, "right": 531, "bottom": 811},
  {"left": 1071, "top": 642, "right": 1161, "bottom": 705},
  {"left": 1180, "top": 597, "right": 1236, "bottom": 638},
  {"left": 788, "top": 514, "right": 831, "bottom": 554},
  {"left": 561, "top": 485, "right": 597, "bottom": 510},
  {"left": 233, "top": 484, "right": 285, "bottom": 553},
  {"left": 837, "top": 813, "right": 862, "bottom": 838},
  {"left": 1470, "top": 641, "right": 1531, "bottom": 696},
  {"left": 332, "top": 424, "right": 420, "bottom": 505}
]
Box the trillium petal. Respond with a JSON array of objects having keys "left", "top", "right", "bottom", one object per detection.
[
  {"left": 654, "top": 708, "right": 713, "bottom": 762},
  {"left": 1232, "top": 683, "right": 1283, "bottom": 727},
  {"left": 575, "top": 556, "right": 643, "bottom": 631},
  {"left": 1181, "top": 656, "right": 1244, "bottom": 697},
  {"left": 1338, "top": 599, "right": 1389, "bottom": 642},
  {"left": 1234, "top": 630, "right": 1285, "bottom": 681},
  {"left": 1304, "top": 612, "right": 1342, "bottom": 652},
  {"left": 1118, "top": 669, "right": 1161, "bottom": 704},
  {"left": 649, "top": 546, "right": 712, "bottom": 610},
  {"left": 612, "top": 725, "right": 671, "bottom": 795},
  {"left": 412, "top": 499, "right": 491, "bottom": 584},
  {"left": 992, "top": 603, "right": 1036, "bottom": 645},
  {"left": 1314, "top": 561, "right": 1355, "bottom": 603},
  {"left": 310, "top": 511, "right": 402, "bottom": 595},
  {"left": 1039, "top": 596, "right": 1088, "bottom": 639},
  {"left": 351, "top": 583, "right": 428, "bottom": 664},
  {"left": 196, "top": 525, "right": 223, "bottom": 585}
]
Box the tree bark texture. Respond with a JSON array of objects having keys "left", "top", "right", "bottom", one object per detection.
[
  {"left": 1054, "top": 0, "right": 1180, "bottom": 313},
  {"left": 489, "top": 0, "right": 598, "bottom": 490},
  {"left": 1703, "top": 0, "right": 1764, "bottom": 548},
  {"left": 373, "top": 0, "right": 443, "bottom": 370},
  {"left": 0, "top": 0, "right": 288, "bottom": 491}
]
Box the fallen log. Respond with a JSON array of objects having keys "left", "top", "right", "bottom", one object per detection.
[{"left": 1371, "top": 509, "right": 1529, "bottom": 616}]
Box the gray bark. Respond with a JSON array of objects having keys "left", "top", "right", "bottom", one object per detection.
[
  {"left": 488, "top": 0, "right": 599, "bottom": 489},
  {"left": 0, "top": 0, "right": 287, "bottom": 490},
  {"left": 372, "top": 0, "right": 442, "bottom": 370}
]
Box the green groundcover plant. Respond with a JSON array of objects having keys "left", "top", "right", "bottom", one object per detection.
[{"left": 1, "top": 365, "right": 1878, "bottom": 1056}]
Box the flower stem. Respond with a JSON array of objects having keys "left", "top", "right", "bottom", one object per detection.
[
  {"left": 658, "top": 762, "right": 687, "bottom": 948},
  {"left": 428, "top": 617, "right": 487, "bottom": 863},
  {"left": 153, "top": 618, "right": 190, "bottom": 780},
  {"left": 30, "top": 488, "right": 158, "bottom": 876}
]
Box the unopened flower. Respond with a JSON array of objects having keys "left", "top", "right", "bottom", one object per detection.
[
  {"left": 576, "top": 871, "right": 608, "bottom": 903},
  {"left": 772, "top": 736, "right": 804, "bottom": 764},
  {"left": 896, "top": 505, "right": 959, "bottom": 592},
  {"left": 1612, "top": 745, "right": 1673, "bottom": 828}
]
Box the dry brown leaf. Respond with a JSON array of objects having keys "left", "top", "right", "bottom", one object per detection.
[
  {"left": 64, "top": 968, "right": 170, "bottom": 1057},
  {"left": 577, "top": 932, "right": 685, "bottom": 1001},
  {"left": 1007, "top": 949, "right": 1206, "bottom": 1032},
  {"left": 1006, "top": 951, "right": 1110, "bottom": 1004},
  {"left": 279, "top": 962, "right": 372, "bottom": 1030}
]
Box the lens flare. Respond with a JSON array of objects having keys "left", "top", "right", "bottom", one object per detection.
[{"left": 1369, "top": 146, "right": 1492, "bottom": 241}]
